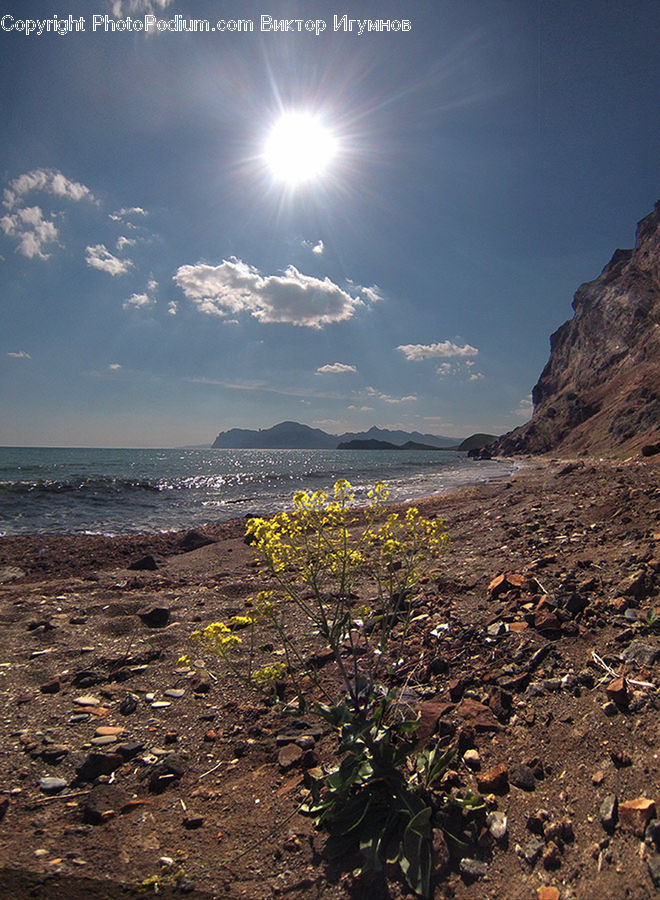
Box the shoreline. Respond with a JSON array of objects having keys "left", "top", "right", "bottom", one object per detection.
[{"left": 0, "top": 452, "right": 658, "bottom": 899}]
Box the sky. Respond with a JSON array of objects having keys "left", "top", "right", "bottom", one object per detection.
[{"left": 1, "top": 0, "right": 658, "bottom": 448}]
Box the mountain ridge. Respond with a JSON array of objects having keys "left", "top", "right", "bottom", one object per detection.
[{"left": 212, "top": 421, "right": 464, "bottom": 450}]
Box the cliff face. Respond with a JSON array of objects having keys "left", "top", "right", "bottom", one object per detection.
[{"left": 498, "top": 202, "right": 660, "bottom": 456}]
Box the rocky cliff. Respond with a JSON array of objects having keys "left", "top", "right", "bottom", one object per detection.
[{"left": 497, "top": 202, "right": 660, "bottom": 456}]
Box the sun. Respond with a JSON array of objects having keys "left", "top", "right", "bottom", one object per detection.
[{"left": 264, "top": 112, "right": 337, "bottom": 186}]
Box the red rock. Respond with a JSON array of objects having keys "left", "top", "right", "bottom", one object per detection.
[
  {"left": 417, "top": 699, "right": 453, "bottom": 745},
  {"left": 537, "top": 887, "right": 560, "bottom": 900},
  {"left": 476, "top": 763, "right": 509, "bottom": 794},
  {"left": 534, "top": 608, "right": 561, "bottom": 632},
  {"left": 605, "top": 676, "right": 630, "bottom": 707},
  {"left": 618, "top": 798, "right": 656, "bottom": 836},
  {"left": 458, "top": 697, "right": 502, "bottom": 731},
  {"left": 278, "top": 743, "right": 303, "bottom": 770}
]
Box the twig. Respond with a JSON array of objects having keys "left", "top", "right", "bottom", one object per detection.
[
  {"left": 591, "top": 651, "right": 655, "bottom": 689},
  {"left": 35, "top": 790, "right": 90, "bottom": 804},
  {"left": 199, "top": 761, "right": 223, "bottom": 779}
]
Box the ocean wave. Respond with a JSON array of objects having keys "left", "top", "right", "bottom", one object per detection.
[{"left": 0, "top": 476, "right": 161, "bottom": 496}]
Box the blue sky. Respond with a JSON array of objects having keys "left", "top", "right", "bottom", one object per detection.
[{"left": 1, "top": 0, "right": 658, "bottom": 447}]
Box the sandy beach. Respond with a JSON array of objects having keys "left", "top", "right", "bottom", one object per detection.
[{"left": 0, "top": 454, "right": 658, "bottom": 899}]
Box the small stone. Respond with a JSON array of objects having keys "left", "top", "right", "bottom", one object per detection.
[
  {"left": 138, "top": 605, "right": 170, "bottom": 627},
  {"left": 146, "top": 754, "right": 185, "bottom": 793},
  {"left": 164, "top": 731, "right": 178, "bottom": 745},
  {"left": 542, "top": 841, "right": 561, "bottom": 870},
  {"left": 182, "top": 813, "right": 205, "bottom": 829},
  {"left": 592, "top": 770, "right": 606, "bottom": 785},
  {"left": 600, "top": 794, "right": 618, "bottom": 832},
  {"left": 278, "top": 743, "right": 303, "bottom": 770},
  {"left": 459, "top": 858, "right": 488, "bottom": 880},
  {"left": 129, "top": 554, "right": 158, "bottom": 571},
  {"left": 191, "top": 673, "right": 211, "bottom": 694},
  {"left": 647, "top": 854, "right": 660, "bottom": 889},
  {"left": 115, "top": 740, "right": 145, "bottom": 761},
  {"left": 40, "top": 679, "right": 61, "bottom": 694},
  {"left": 487, "top": 810, "right": 508, "bottom": 841},
  {"left": 537, "top": 888, "right": 560, "bottom": 900},
  {"left": 463, "top": 749, "right": 481, "bottom": 771},
  {"left": 83, "top": 784, "right": 127, "bottom": 825},
  {"left": 523, "top": 837, "right": 545, "bottom": 865},
  {"left": 76, "top": 752, "right": 123, "bottom": 783},
  {"left": 619, "top": 797, "right": 656, "bottom": 837},
  {"left": 476, "top": 763, "right": 509, "bottom": 794},
  {"left": 91, "top": 735, "right": 118, "bottom": 747},
  {"left": 164, "top": 689, "right": 185, "bottom": 699},
  {"left": 40, "top": 745, "right": 69, "bottom": 763},
  {"left": 73, "top": 695, "right": 100, "bottom": 707},
  {"left": 119, "top": 694, "right": 138, "bottom": 715},
  {"left": 601, "top": 701, "right": 618, "bottom": 717},
  {"left": 0, "top": 565, "right": 25, "bottom": 583},
  {"left": 95, "top": 726, "right": 125, "bottom": 736},
  {"left": 605, "top": 676, "right": 630, "bottom": 707},
  {"left": 509, "top": 762, "right": 535, "bottom": 791},
  {"left": 39, "top": 776, "right": 67, "bottom": 794},
  {"left": 621, "top": 640, "right": 659, "bottom": 668},
  {"left": 646, "top": 819, "right": 660, "bottom": 849},
  {"left": 151, "top": 701, "right": 171, "bottom": 709}
]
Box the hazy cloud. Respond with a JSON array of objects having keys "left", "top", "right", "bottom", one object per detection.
[
  {"left": 312, "top": 240, "right": 324, "bottom": 255},
  {"left": 514, "top": 394, "right": 534, "bottom": 419},
  {"left": 436, "top": 362, "right": 454, "bottom": 376},
  {"left": 174, "top": 257, "right": 372, "bottom": 329},
  {"left": 86, "top": 243, "right": 133, "bottom": 276},
  {"left": 365, "top": 386, "right": 417, "bottom": 404},
  {"left": 167, "top": 301, "right": 178, "bottom": 316},
  {"left": 360, "top": 285, "right": 383, "bottom": 304},
  {"left": 469, "top": 372, "right": 485, "bottom": 381},
  {"left": 0, "top": 206, "right": 58, "bottom": 259},
  {"left": 3, "top": 169, "right": 95, "bottom": 210},
  {"left": 7, "top": 350, "right": 31, "bottom": 359},
  {"left": 109, "top": 206, "right": 147, "bottom": 223},
  {"left": 397, "top": 340, "right": 479, "bottom": 361},
  {"left": 316, "top": 362, "right": 357, "bottom": 375},
  {"left": 116, "top": 235, "right": 136, "bottom": 250},
  {"left": 108, "top": 363, "right": 122, "bottom": 370}
]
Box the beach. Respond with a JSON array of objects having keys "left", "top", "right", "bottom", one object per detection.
[{"left": 0, "top": 453, "right": 658, "bottom": 899}]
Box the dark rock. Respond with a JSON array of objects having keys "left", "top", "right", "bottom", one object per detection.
[
  {"left": 146, "top": 754, "right": 185, "bottom": 793},
  {"left": 642, "top": 443, "right": 660, "bottom": 457},
  {"left": 647, "top": 854, "right": 660, "bottom": 888},
  {"left": 82, "top": 784, "right": 127, "bottom": 825},
  {"left": 115, "top": 741, "right": 145, "bottom": 761},
  {"left": 191, "top": 672, "right": 211, "bottom": 694},
  {"left": 138, "top": 606, "right": 170, "bottom": 628},
  {"left": 646, "top": 819, "right": 660, "bottom": 849},
  {"left": 40, "top": 744, "right": 69, "bottom": 763},
  {"left": 278, "top": 743, "right": 303, "bottom": 770},
  {"left": 39, "top": 678, "right": 61, "bottom": 694},
  {"left": 76, "top": 752, "right": 123, "bottom": 783},
  {"left": 605, "top": 676, "right": 630, "bottom": 707},
  {"left": 128, "top": 554, "right": 158, "bottom": 571},
  {"left": 178, "top": 531, "right": 217, "bottom": 552},
  {"left": 542, "top": 841, "right": 562, "bottom": 870},
  {"left": 183, "top": 813, "right": 205, "bottom": 829},
  {"left": 509, "top": 762, "right": 536, "bottom": 791},
  {"left": 600, "top": 794, "right": 618, "bottom": 832},
  {"left": 119, "top": 693, "right": 139, "bottom": 715}
]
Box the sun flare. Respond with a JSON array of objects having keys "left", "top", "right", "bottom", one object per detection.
[{"left": 264, "top": 113, "right": 337, "bottom": 186}]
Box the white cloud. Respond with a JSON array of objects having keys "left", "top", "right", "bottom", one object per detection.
[
  {"left": 3, "top": 169, "right": 95, "bottom": 210},
  {"left": 397, "top": 340, "right": 479, "bottom": 361},
  {"left": 7, "top": 350, "right": 31, "bottom": 359},
  {"left": 109, "top": 206, "right": 147, "bottom": 223},
  {"left": 123, "top": 277, "right": 157, "bottom": 309},
  {"left": 0, "top": 206, "right": 58, "bottom": 259},
  {"left": 360, "top": 285, "right": 383, "bottom": 304},
  {"left": 86, "top": 243, "right": 133, "bottom": 276},
  {"left": 316, "top": 362, "right": 357, "bottom": 375},
  {"left": 436, "top": 363, "right": 454, "bottom": 376},
  {"left": 312, "top": 240, "right": 324, "bottom": 255},
  {"left": 469, "top": 372, "right": 485, "bottom": 382},
  {"left": 116, "top": 235, "right": 136, "bottom": 250},
  {"left": 108, "top": 363, "right": 122, "bottom": 370},
  {"left": 167, "top": 301, "right": 179, "bottom": 316},
  {"left": 365, "top": 386, "right": 417, "bottom": 404},
  {"left": 173, "top": 257, "right": 373, "bottom": 329}
]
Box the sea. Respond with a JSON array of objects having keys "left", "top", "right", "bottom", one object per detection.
[{"left": 0, "top": 446, "right": 515, "bottom": 536}]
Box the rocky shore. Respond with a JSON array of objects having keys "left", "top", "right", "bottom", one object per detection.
[{"left": 0, "top": 455, "right": 658, "bottom": 899}]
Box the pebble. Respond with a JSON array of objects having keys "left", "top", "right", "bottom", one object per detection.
[
  {"left": 164, "top": 689, "right": 185, "bottom": 699},
  {"left": 600, "top": 794, "right": 618, "bottom": 832},
  {"left": 91, "top": 735, "right": 118, "bottom": 747},
  {"left": 459, "top": 858, "right": 488, "bottom": 879},
  {"left": 73, "top": 695, "right": 100, "bottom": 707},
  {"left": 618, "top": 797, "right": 656, "bottom": 837},
  {"left": 523, "top": 837, "right": 545, "bottom": 865},
  {"left": 463, "top": 749, "right": 481, "bottom": 771},
  {"left": 278, "top": 743, "right": 303, "bottom": 770},
  {"left": 621, "top": 640, "right": 659, "bottom": 668},
  {"left": 476, "top": 763, "right": 509, "bottom": 794},
  {"left": 509, "top": 762, "right": 536, "bottom": 791},
  {"left": 151, "top": 701, "right": 172, "bottom": 709},
  {"left": 487, "top": 810, "right": 508, "bottom": 840},
  {"left": 542, "top": 841, "right": 562, "bottom": 870},
  {"left": 119, "top": 694, "right": 138, "bottom": 715},
  {"left": 39, "top": 776, "right": 67, "bottom": 794},
  {"left": 83, "top": 784, "right": 127, "bottom": 825}
]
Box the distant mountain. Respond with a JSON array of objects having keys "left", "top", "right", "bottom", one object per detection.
[
  {"left": 212, "top": 422, "right": 459, "bottom": 450},
  {"left": 457, "top": 433, "right": 498, "bottom": 452},
  {"left": 212, "top": 421, "right": 336, "bottom": 449},
  {"left": 337, "top": 438, "right": 446, "bottom": 451}
]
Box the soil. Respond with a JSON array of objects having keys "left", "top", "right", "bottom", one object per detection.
[{"left": 0, "top": 455, "right": 658, "bottom": 900}]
